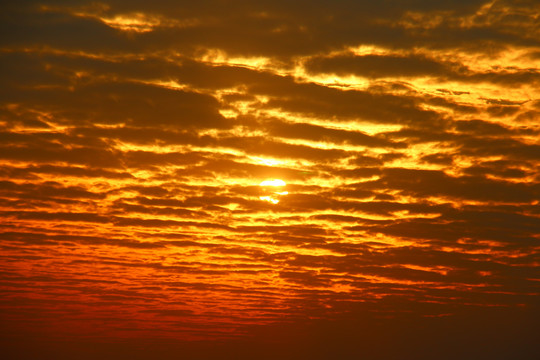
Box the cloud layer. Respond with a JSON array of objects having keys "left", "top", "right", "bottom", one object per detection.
[{"left": 1, "top": 1, "right": 539, "bottom": 359}]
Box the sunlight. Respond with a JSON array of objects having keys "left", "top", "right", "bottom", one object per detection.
[
  {"left": 259, "top": 195, "right": 280, "bottom": 204},
  {"left": 259, "top": 179, "right": 287, "bottom": 204},
  {"left": 259, "top": 179, "right": 286, "bottom": 187}
]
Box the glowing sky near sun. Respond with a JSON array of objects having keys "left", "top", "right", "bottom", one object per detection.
[{"left": 0, "top": 1, "right": 539, "bottom": 359}]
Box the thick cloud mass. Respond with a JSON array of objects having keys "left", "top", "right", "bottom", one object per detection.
[{"left": 1, "top": 1, "right": 539, "bottom": 359}]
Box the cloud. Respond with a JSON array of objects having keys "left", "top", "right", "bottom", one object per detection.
[
  {"left": 363, "top": 167, "right": 539, "bottom": 203},
  {"left": 265, "top": 119, "right": 405, "bottom": 148},
  {"left": 4, "top": 81, "right": 229, "bottom": 129},
  {"left": 304, "top": 52, "right": 454, "bottom": 79},
  {"left": 1, "top": 1, "right": 539, "bottom": 358}
]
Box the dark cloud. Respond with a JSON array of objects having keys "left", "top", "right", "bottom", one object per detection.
[
  {"left": 305, "top": 52, "right": 455, "bottom": 79},
  {"left": 0, "top": 180, "right": 105, "bottom": 200},
  {"left": 1, "top": 164, "right": 134, "bottom": 179},
  {"left": 3, "top": 210, "right": 111, "bottom": 223},
  {"left": 304, "top": 52, "right": 540, "bottom": 86},
  {"left": 0, "top": 144, "right": 123, "bottom": 168},
  {"left": 364, "top": 167, "right": 539, "bottom": 203},
  {"left": 463, "top": 164, "right": 529, "bottom": 178},
  {"left": 3, "top": 82, "right": 229, "bottom": 129},
  {"left": 421, "top": 153, "right": 454, "bottom": 165},
  {"left": 255, "top": 81, "right": 442, "bottom": 125},
  {"left": 457, "top": 137, "right": 540, "bottom": 161},
  {"left": 265, "top": 119, "right": 405, "bottom": 148}
]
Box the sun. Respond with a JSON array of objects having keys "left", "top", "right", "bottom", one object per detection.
[
  {"left": 259, "top": 179, "right": 286, "bottom": 187},
  {"left": 259, "top": 179, "right": 288, "bottom": 204}
]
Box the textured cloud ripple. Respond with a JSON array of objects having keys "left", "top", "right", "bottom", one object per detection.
[{"left": 1, "top": 1, "right": 539, "bottom": 359}]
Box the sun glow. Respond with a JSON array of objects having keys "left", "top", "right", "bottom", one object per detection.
[
  {"left": 259, "top": 179, "right": 286, "bottom": 187},
  {"left": 4, "top": 1, "right": 540, "bottom": 355},
  {"left": 259, "top": 195, "right": 280, "bottom": 204},
  {"left": 259, "top": 179, "right": 288, "bottom": 203},
  {"left": 250, "top": 156, "right": 284, "bottom": 167}
]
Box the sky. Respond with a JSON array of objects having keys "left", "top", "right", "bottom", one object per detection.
[{"left": 1, "top": 1, "right": 539, "bottom": 359}]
